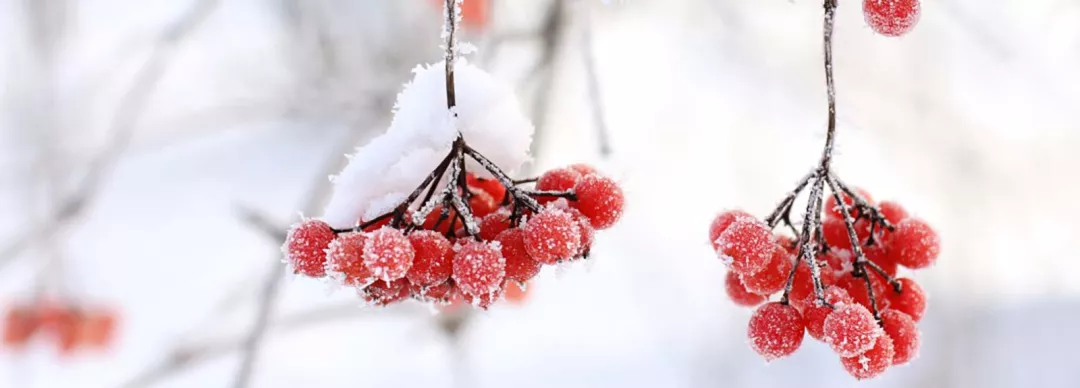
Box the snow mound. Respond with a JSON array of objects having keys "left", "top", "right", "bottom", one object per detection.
[{"left": 323, "top": 59, "right": 534, "bottom": 229}]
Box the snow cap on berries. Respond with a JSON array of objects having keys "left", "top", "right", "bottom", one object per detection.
[{"left": 323, "top": 59, "right": 534, "bottom": 229}]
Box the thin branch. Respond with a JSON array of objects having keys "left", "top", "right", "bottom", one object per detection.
[
  {"left": 118, "top": 302, "right": 421, "bottom": 388},
  {"left": 578, "top": 3, "right": 612, "bottom": 156},
  {"left": 0, "top": 0, "right": 222, "bottom": 272},
  {"left": 444, "top": 0, "right": 460, "bottom": 110}
]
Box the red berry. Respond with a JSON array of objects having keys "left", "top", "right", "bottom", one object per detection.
[
  {"left": 709, "top": 210, "right": 755, "bottom": 250},
  {"left": 467, "top": 173, "right": 506, "bottom": 202},
  {"left": 326, "top": 232, "right": 374, "bottom": 286},
  {"left": 888, "top": 278, "right": 926, "bottom": 322},
  {"left": 725, "top": 271, "right": 766, "bottom": 307},
  {"left": 523, "top": 208, "right": 582, "bottom": 264},
  {"left": 880, "top": 309, "right": 920, "bottom": 365},
  {"left": 422, "top": 205, "right": 456, "bottom": 234},
  {"left": 802, "top": 286, "right": 855, "bottom": 340},
  {"left": 863, "top": 0, "right": 921, "bottom": 37},
  {"left": 463, "top": 282, "right": 506, "bottom": 310},
  {"left": 775, "top": 234, "right": 798, "bottom": 255},
  {"left": 787, "top": 261, "right": 816, "bottom": 312},
  {"left": 412, "top": 280, "right": 454, "bottom": 303},
  {"left": 363, "top": 227, "right": 415, "bottom": 282},
  {"left": 284, "top": 219, "right": 336, "bottom": 277},
  {"left": 747, "top": 302, "right": 806, "bottom": 361},
  {"left": 878, "top": 201, "right": 909, "bottom": 225},
  {"left": 478, "top": 210, "right": 511, "bottom": 241},
  {"left": 825, "top": 188, "right": 873, "bottom": 220},
  {"left": 864, "top": 244, "right": 898, "bottom": 277},
  {"left": 362, "top": 279, "right": 411, "bottom": 306},
  {"left": 742, "top": 246, "right": 794, "bottom": 295},
  {"left": 572, "top": 174, "right": 624, "bottom": 230},
  {"left": 887, "top": 218, "right": 940, "bottom": 269},
  {"left": 568, "top": 163, "right": 598, "bottom": 176},
  {"left": 495, "top": 228, "right": 542, "bottom": 283},
  {"left": 823, "top": 304, "right": 882, "bottom": 357},
  {"left": 820, "top": 250, "right": 853, "bottom": 283},
  {"left": 468, "top": 189, "right": 499, "bottom": 218},
  {"left": 3, "top": 306, "right": 38, "bottom": 348},
  {"left": 452, "top": 240, "right": 506, "bottom": 297},
  {"left": 536, "top": 168, "right": 582, "bottom": 205},
  {"left": 823, "top": 218, "right": 854, "bottom": 250},
  {"left": 716, "top": 218, "right": 774, "bottom": 275},
  {"left": 839, "top": 272, "right": 891, "bottom": 312},
  {"left": 565, "top": 207, "right": 595, "bottom": 258},
  {"left": 841, "top": 333, "right": 894, "bottom": 379},
  {"left": 405, "top": 230, "right": 453, "bottom": 287}
]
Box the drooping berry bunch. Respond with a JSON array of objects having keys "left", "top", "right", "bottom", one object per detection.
[
  {"left": 709, "top": 0, "right": 933, "bottom": 379},
  {"left": 282, "top": 0, "right": 624, "bottom": 310},
  {"left": 285, "top": 163, "right": 623, "bottom": 309},
  {"left": 2, "top": 300, "right": 119, "bottom": 356},
  {"left": 712, "top": 185, "right": 938, "bottom": 378}
]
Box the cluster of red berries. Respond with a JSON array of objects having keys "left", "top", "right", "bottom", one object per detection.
[
  {"left": 863, "top": 0, "right": 921, "bottom": 37},
  {"left": 284, "top": 164, "right": 624, "bottom": 309},
  {"left": 2, "top": 301, "right": 119, "bottom": 356},
  {"left": 711, "top": 188, "right": 939, "bottom": 379}
]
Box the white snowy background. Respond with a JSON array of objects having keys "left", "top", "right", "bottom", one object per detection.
[{"left": 2, "top": 0, "right": 1079, "bottom": 387}]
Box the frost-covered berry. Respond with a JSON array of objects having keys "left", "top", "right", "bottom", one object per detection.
[
  {"left": 863, "top": 0, "right": 921, "bottom": 37},
  {"left": 716, "top": 218, "right": 774, "bottom": 275},
  {"left": 887, "top": 218, "right": 940, "bottom": 269},
  {"left": 495, "top": 228, "right": 541, "bottom": 283},
  {"left": 413, "top": 280, "right": 454, "bottom": 303},
  {"left": 284, "top": 219, "right": 336, "bottom": 277},
  {"left": 406, "top": 230, "right": 453, "bottom": 287},
  {"left": 572, "top": 174, "right": 624, "bottom": 230},
  {"left": 823, "top": 304, "right": 883, "bottom": 357},
  {"left": 536, "top": 168, "right": 582, "bottom": 205},
  {"left": 888, "top": 278, "right": 926, "bottom": 322},
  {"left": 725, "top": 271, "right": 766, "bottom": 307},
  {"left": 452, "top": 240, "right": 506, "bottom": 297},
  {"left": 802, "top": 286, "right": 855, "bottom": 340},
  {"left": 463, "top": 282, "right": 505, "bottom": 310},
  {"left": 747, "top": 302, "right": 805, "bottom": 361},
  {"left": 363, "top": 227, "right": 415, "bottom": 282},
  {"left": 825, "top": 187, "right": 873, "bottom": 220},
  {"left": 550, "top": 200, "right": 595, "bottom": 258},
  {"left": 362, "top": 279, "right": 411, "bottom": 306},
  {"left": 467, "top": 173, "right": 506, "bottom": 203},
  {"left": 880, "top": 309, "right": 920, "bottom": 365},
  {"left": 839, "top": 273, "right": 891, "bottom": 312},
  {"left": 523, "top": 208, "right": 582, "bottom": 264},
  {"left": 709, "top": 210, "right": 754, "bottom": 250},
  {"left": 864, "top": 244, "right": 898, "bottom": 277},
  {"left": 841, "top": 333, "right": 894, "bottom": 379},
  {"left": 878, "top": 201, "right": 909, "bottom": 225},
  {"left": 326, "top": 232, "right": 374, "bottom": 286},
  {"left": 742, "top": 246, "right": 793, "bottom": 295},
  {"left": 469, "top": 189, "right": 499, "bottom": 218},
  {"left": 823, "top": 218, "right": 855, "bottom": 250},
  {"left": 568, "top": 163, "right": 598, "bottom": 176},
  {"left": 478, "top": 210, "right": 511, "bottom": 241},
  {"left": 787, "top": 262, "right": 816, "bottom": 312}
]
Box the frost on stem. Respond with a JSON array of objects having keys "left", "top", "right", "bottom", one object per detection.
[{"left": 710, "top": 1, "right": 937, "bottom": 378}]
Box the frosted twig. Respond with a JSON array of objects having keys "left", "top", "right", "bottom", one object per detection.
[
  {"left": 444, "top": 0, "right": 460, "bottom": 110},
  {"left": 0, "top": 0, "right": 221, "bottom": 272}
]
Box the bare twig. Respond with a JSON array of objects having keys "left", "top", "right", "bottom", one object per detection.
[
  {"left": 0, "top": 0, "right": 222, "bottom": 272},
  {"left": 119, "top": 302, "right": 421, "bottom": 388},
  {"left": 578, "top": 2, "right": 612, "bottom": 156}
]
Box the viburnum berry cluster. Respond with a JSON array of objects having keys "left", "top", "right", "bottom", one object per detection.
[
  {"left": 710, "top": 0, "right": 935, "bottom": 380},
  {"left": 2, "top": 300, "right": 119, "bottom": 356},
  {"left": 282, "top": 0, "right": 625, "bottom": 310}
]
